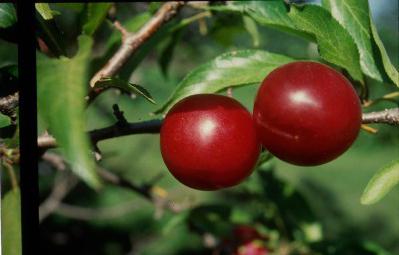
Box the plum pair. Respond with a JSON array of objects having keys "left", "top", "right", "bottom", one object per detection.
[{"left": 160, "top": 61, "right": 362, "bottom": 190}]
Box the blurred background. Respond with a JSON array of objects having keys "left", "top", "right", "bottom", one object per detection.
[{"left": 37, "top": 1, "right": 398, "bottom": 254}]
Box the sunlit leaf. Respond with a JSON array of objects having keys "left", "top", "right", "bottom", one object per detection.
[
  {"left": 369, "top": 16, "right": 399, "bottom": 87},
  {"left": 288, "top": 5, "right": 363, "bottom": 82},
  {"left": 37, "top": 35, "right": 102, "bottom": 189},
  {"left": 209, "top": 1, "right": 363, "bottom": 82},
  {"left": 361, "top": 160, "right": 399, "bottom": 205},
  {"left": 82, "top": 3, "right": 112, "bottom": 36},
  {"left": 154, "top": 50, "right": 294, "bottom": 114},
  {"left": 35, "top": 3, "right": 57, "bottom": 20},
  {"left": 322, "top": 0, "right": 382, "bottom": 81}
]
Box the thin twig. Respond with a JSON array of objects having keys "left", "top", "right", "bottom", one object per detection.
[
  {"left": 97, "top": 167, "right": 186, "bottom": 214},
  {"left": 37, "top": 133, "right": 58, "bottom": 149},
  {"left": 55, "top": 200, "right": 142, "bottom": 221},
  {"left": 98, "top": 167, "right": 152, "bottom": 200},
  {"left": 42, "top": 152, "right": 66, "bottom": 171},
  {"left": 40, "top": 152, "right": 187, "bottom": 218},
  {"left": 37, "top": 119, "right": 163, "bottom": 150},
  {"left": 362, "top": 108, "right": 399, "bottom": 126},
  {"left": 90, "top": 1, "right": 185, "bottom": 87},
  {"left": 113, "top": 20, "right": 130, "bottom": 42},
  {"left": 39, "top": 172, "right": 79, "bottom": 222}
]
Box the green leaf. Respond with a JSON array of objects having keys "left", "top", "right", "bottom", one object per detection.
[
  {"left": 369, "top": 16, "right": 399, "bottom": 87},
  {"left": 242, "top": 16, "right": 260, "bottom": 47},
  {"left": 1, "top": 189, "right": 22, "bottom": 255},
  {"left": 322, "top": 0, "right": 382, "bottom": 81},
  {"left": 207, "top": 1, "right": 313, "bottom": 40},
  {"left": 0, "top": 3, "right": 16, "bottom": 28},
  {"left": 82, "top": 3, "right": 112, "bottom": 36},
  {"left": 361, "top": 160, "right": 399, "bottom": 205},
  {"left": 35, "top": 3, "right": 57, "bottom": 20},
  {"left": 0, "top": 113, "right": 10, "bottom": 128},
  {"left": 0, "top": 64, "right": 18, "bottom": 78},
  {"left": 154, "top": 50, "right": 294, "bottom": 114},
  {"left": 159, "top": 29, "right": 183, "bottom": 77},
  {"left": 94, "top": 77, "right": 156, "bottom": 104},
  {"left": 210, "top": 2, "right": 363, "bottom": 82},
  {"left": 188, "top": 205, "right": 232, "bottom": 236},
  {"left": 37, "top": 35, "right": 102, "bottom": 189},
  {"left": 288, "top": 5, "right": 363, "bottom": 82}
]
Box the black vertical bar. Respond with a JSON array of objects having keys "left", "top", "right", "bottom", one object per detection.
[{"left": 17, "top": 0, "right": 39, "bottom": 254}]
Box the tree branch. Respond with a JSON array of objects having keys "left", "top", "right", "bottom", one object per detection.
[
  {"left": 40, "top": 152, "right": 187, "bottom": 220},
  {"left": 90, "top": 118, "right": 162, "bottom": 144},
  {"left": 39, "top": 171, "right": 79, "bottom": 223},
  {"left": 90, "top": 1, "right": 185, "bottom": 87},
  {"left": 37, "top": 119, "right": 163, "bottom": 150},
  {"left": 37, "top": 107, "right": 399, "bottom": 150},
  {"left": 362, "top": 108, "right": 399, "bottom": 126}
]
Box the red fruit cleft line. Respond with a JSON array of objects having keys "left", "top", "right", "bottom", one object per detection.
[{"left": 253, "top": 61, "right": 362, "bottom": 166}]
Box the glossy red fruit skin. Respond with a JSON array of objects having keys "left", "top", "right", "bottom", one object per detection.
[
  {"left": 253, "top": 61, "right": 362, "bottom": 166},
  {"left": 160, "top": 94, "right": 261, "bottom": 190}
]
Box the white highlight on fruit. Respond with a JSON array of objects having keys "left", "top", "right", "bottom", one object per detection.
[
  {"left": 199, "top": 118, "right": 216, "bottom": 141},
  {"left": 290, "top": 90, "right": 319, "bottom": 107}
]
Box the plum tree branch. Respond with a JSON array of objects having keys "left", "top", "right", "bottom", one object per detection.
[
  {"left": 37, "top": 119, "right": 163, "bottom": 150},
  {"left": 361, "top": 108, "right": 399, "bottom": 126},
  {"left": 90, "top": 1, "right": 185, "bottom": 87},
  {"left": 37, "top": 108, "right": 399, "bottom": 150}
]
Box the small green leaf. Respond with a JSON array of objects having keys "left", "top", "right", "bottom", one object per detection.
[
  {"left": 0, "top": 3, "right": 16, "bottom": 28},
  {"left": 0, "top": 64, "right": 18, "bottom": 78},
  {"left": 82, "top": 3, "right": 112, "bottom": 36},
  {"left": 242, "top": 16, "right": 260, "bottom": 47},
  {"left": 1, "top": 189, "right": 22, "bottom": 255},
  {"left": 159, "top": 29, "right": 183, "bottom": 77},
  {"left": 369, "top": 16, "right": 399, "bottom": 87},
  {"left": 37, "top": 35, "right": 102, "bottom": 189},
  {"left": 95, "top": 77, "right": 156, "bottom": 104},
  {"left": 361, "top": 160, "right": 399, "bottom": 205},
  {"left": 323, "top": 0, "right": 382, "bottom": 81},
  {"left": 0, "top": 113, "right": 10, "bottom": 128},
  {"left": 288, "top": 5, "right": 363, "bottom": 82},
  {"left": 35, "top": 3, "right": 56, "bottom": 20},
  {"left": 154, "top": 50, "right": 294, "bottom": 114}
]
